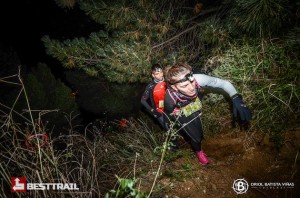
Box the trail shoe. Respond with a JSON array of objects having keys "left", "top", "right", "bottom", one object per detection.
[{"left": 196, "top": 151, "right": 209, "bottom": 165}]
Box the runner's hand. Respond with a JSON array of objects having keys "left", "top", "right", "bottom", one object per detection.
[
  {"left": 152, "top": 109, "right": 162, "bottom": 118},
  {"left": 232, "top": 94, "right": 252, "bottom": 122}
]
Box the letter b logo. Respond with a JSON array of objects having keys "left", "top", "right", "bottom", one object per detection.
[{"left": 232, "top": 179, "right": 249, "bottom": 194}]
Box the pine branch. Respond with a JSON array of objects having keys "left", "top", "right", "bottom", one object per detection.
[{"left": 151, "top": 8, "right": 218, "bottom": 50}]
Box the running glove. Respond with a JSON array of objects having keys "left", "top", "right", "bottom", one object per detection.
[{"left": 232, "top": 94, "right": 252, "bottom": 122}]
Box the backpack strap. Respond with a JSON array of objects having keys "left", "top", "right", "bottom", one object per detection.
[
  {"left": 173, "top": 91, "right": 187, "bottom": 102},
  {"left": 167, "top": 89, "right": 177, "bottom": 105}
]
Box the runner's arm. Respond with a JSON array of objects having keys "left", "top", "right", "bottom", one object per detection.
[
  {"left": 194, "top": 74, "right": 238, "bottom": 97},
  {"left": 195, "top": 74, "right": 252, "bottom": 123},
  {"left": 141, "top": 84, "right": 155, "bottom": 113}
]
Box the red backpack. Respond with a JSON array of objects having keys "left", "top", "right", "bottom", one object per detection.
[{"left": 153, "top": 81, "right": 167, "bottom": 113}]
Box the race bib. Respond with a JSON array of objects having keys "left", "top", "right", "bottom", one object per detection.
[
  {"left": 159, "top": 100, "right": 164, "bottom": 108},
  {"left": 181, "top": 97, "right": 202, "bottom": 117}
]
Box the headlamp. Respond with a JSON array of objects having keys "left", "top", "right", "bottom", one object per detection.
[
  {"left": 172, "top": 72, "right": 194, "bottom": 84},
  {"left": 153, "top": 68, "right": 162, "bottom": 74}
]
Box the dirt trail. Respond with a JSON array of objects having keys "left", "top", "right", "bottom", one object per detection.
[{"left": 156, "top": 128, "right": 300, "bottom": 198}]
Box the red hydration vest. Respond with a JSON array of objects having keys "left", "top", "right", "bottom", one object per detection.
[{"left": 153, "top": 81, "right": 166, "bottom": 113}]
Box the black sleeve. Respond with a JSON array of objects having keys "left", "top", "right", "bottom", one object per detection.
[{"left": 141, "top": 83, "right": 154, "bottom": 113}]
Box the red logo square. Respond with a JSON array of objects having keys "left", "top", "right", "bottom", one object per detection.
[{"left": 11, "top": 177, "right": 26, "bottom": 192}]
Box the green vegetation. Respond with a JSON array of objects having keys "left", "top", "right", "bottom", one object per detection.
[
  {"left": 106, "top": 177, "right": 147, "bottom": 198},
  {"left": 0, "top": 97, "right": 162, "bottom": 197},
  {"left": 42, "top": 0, "right": 299, "bottom": 141},
  {"left": 0, "top": 73, "right": 201, "bottom": 197}
]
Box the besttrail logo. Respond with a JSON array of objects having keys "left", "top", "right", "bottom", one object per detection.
[{"left": 11, "top": 177, "right": 79, "bottom": 192}]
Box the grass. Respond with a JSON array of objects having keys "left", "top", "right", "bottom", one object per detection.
[
  {"left": 2, "top": 68, "right": 204, "bottom": 198},
  {"left": 0, "top": 69, "right": 169, "bottom": 197},
  {"left": 0, "top": 70, "right": 208, "bottom": 197},
  {"left": 0, "top": 111, "right": 165, "bottom": 197},
  {"left": 202, "top": 39, "right": 300, "bottom": 147}
]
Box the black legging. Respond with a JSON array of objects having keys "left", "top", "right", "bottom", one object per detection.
[
  {"left": 178, "top": 111, "right": 203, "bottom": 152},
  {"left": 157, "top": 116, "right": 167, "bottom": 131},
  {"left": 190, "top": 138, "right": 201, "bottom": 152}
]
